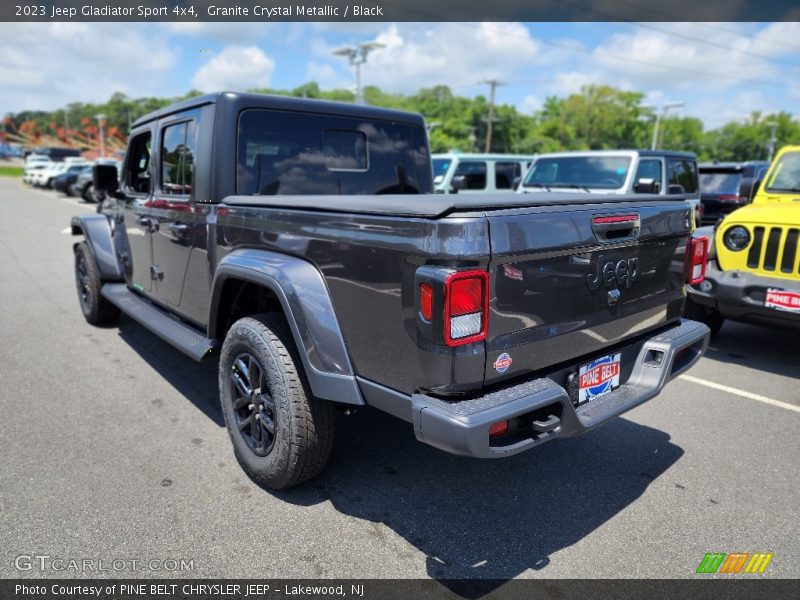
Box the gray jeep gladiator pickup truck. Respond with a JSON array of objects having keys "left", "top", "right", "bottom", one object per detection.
[{"left": 72, "top": 92, "right": 710, "bottom": 489}]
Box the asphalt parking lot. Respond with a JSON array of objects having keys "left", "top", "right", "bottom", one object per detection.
[{"left": 1, "top": 176, "right": 798, "bottom": 584}]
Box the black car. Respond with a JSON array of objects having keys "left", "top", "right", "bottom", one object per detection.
[
  {"left": 698, "top": 161, "right": 770, "bottom": 225},
  {"left": 53, "top": 165, "right": 92, "bottom": 195}
]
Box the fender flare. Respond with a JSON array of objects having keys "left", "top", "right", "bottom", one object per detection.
[
  {"left": 209, "top": 249, "right": 363, "bottom": 406},
  {"left": 71, "top": 214, "right": 124, "bottom": 281}
]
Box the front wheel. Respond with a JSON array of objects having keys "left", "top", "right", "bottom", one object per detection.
[
  {"left": 685, "top": 297, "right": 724, "bottom": 338},
  {"left": 74, "top": 242, "right": 120, "bottom": 326},
  {"left": 219, "top": 313, "right": 335, "bottom": 489}
]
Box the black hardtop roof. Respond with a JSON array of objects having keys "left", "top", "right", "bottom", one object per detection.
[
  {"left": 698, "top": 160, "right": 771, "bottom": 170},
  {"left": 132, "top": 91, "right": 426, "bottom": 128}
]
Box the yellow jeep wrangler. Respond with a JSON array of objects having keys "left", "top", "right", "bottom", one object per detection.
[{"left": 686, "top": 145, "right": 800, "bottom": 335}]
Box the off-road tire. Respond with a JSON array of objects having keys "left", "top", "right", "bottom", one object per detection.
[
  {"left": 219, "top": 313, "right": 335, "bottom": 489},
  {"left": 74, "top": 242, "right": 120, "bottom": 326},
  {"left": 685, "top": 297, "right": 724, "bottom": 338}
]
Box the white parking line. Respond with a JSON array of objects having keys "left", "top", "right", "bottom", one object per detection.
[{"left": 679, "top": 374, "right": 800, "bottom": 414}]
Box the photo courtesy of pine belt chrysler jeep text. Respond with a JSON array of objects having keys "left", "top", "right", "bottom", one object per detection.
[{"left": 71, "top": 92, "right": 710, "bottom": 489}]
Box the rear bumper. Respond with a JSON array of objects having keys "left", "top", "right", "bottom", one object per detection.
[
  {"left": 687, "top": 262, "right": 800, "bottom": 328},
  {"left": 410, "top": 319, "right": 709, "bottom": 458}
]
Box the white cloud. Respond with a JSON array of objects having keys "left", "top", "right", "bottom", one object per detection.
[
  {"left": 312, "top": 22, "right": 541, "bottom": 94},
  {"left": 0, "top": 23, "right": 176, "bottom": 112},
  {"left": 305, "top": 62, "right": 344, "bottom": 89},
  {"left": 521, "top": 95, "right": 542, "bottom": 113},
  {"left": 191, "top": 46, "right": 275, "bottom": 92}
]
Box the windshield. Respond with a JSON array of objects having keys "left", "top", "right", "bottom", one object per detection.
[
  {"left": 699, "top": 171, "right": 742, "bottom": 195},
  {"left": 765, "top": 151, "right": 800, "bottom": 192},
  {"left": 432, "top": 158, "right": 451, "bottom": 181},
  {"left": 523, "top": 156, "right": 631, "bottom": 189}
]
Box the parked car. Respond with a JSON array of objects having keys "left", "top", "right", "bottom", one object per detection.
[
  {"left": 518, "top": 150, "right": 703, "bottom": 224},
  {"left": 686, "top": 146, "right": 800, "bottom": 335},
  {"left": 31, "top": 158, "right": 88, "bottom": 188},
  {"left": 697, "top": 161, "right": 770, "bottom": 226},
  {"left": 432, "top": 153, "right": 535, "bottom": 193},
  {"left": 29, "top": 146, "right": 82, "bottom": 162},
  {"left": 53, "top": 164, "right": 92, "bottom": 195},
  {"left": 22, "top": 162, "right": 52, "bottom": 185},
  {"left": 70, "top": 159, "right": 120, "bottom": 202},
  {"left": 71, "top": 92, "right": 708, "bottom": 489}
]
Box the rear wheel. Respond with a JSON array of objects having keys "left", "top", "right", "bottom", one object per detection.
[
  {"left": 74, "top": 242, "right": 120, "bottom": 326},
  {"left": 82, "top": 183, "right": 96, "bottom": 203},
  {"left": 219, "top": 313, "right": 335, "bottom": 489},
  {"left": 685, "top": 297, "right": 724, "bottom": 338}
]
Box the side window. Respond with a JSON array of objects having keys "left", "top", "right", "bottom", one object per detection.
[
  {"left": 634, "top": 159, "right": 662, "bottom": 183},
  {"left": 124, "top": 131, "right": 152, "bottom": 194},
  {"left": 495, "top": 161, "right": 521, "bottom": 189},
  {"left": 454, "top": 161, "right": 487, "bottom": 190},
  {"left": 667, "top": 159, "right": 698, "bottom": 195},
  {"left": 160, "top": 120, "right": 197, "bottom": 195}
]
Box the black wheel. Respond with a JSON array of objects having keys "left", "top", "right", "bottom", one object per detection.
[
  {"left": 74, "top": 242, "right": 120, "bottom": 326},
  {"left": 82, "top": 183, "right": 96, "bottom": 203},
  {"left": 685, "top": 297, "right": 724, "bottom": 338},
  {"left": 219, "top": 313, "right": 335, "bottom": 489}
]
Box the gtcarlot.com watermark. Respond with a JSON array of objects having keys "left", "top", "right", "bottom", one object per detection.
[{"left": 14, "top": 554, "right": 195, "bottom": 572}]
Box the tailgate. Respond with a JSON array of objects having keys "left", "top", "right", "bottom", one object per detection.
[{"left": 485, "top": 201, "right": 693, "bottom": 384}]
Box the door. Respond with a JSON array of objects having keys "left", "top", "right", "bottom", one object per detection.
[
  {"left": 119, "top": 130, "right": 155, "bottom": 294},
  {"left": 151, "top": 118, "right": 199, "bottom": 307}
]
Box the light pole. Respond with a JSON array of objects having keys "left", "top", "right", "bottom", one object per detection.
[
  {"left": 333, "top": 42, "right": 385, "bottom": 105},
  {"left": 650, "top": 101, "right": 684, "bottom": 150},
  {"left": 95, "top": 113, "right": 106, "bottom": 158},
  {"left": 764, "top": 121, "right": 778, "bottom": 162}
]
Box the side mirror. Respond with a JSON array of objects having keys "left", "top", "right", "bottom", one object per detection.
[
  {"left": 633, "top": 177, "right": 660, "bottom": 194},
  {"left": 450, "top": 174, "right": 467, "bottom": 193},
  {"left": 93, "top": 164, "right": 119, "bottom": 194}
]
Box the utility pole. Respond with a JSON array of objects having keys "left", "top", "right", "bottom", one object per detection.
[{"left": 482, "top": 79, "right": 502, "bottom": 153}]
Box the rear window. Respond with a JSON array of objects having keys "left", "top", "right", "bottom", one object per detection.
[
  {"left": 699, "top": 171, "right": 742, "bottom": 195},
  {"left": 236, "top": 109, "right": 430, "bottom": 195},
  {"left": 524, "top": 156, "right": 631, "bottom": 189}
]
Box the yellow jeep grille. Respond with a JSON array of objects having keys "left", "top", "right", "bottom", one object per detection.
[{"left": 745, "top": 226, "right": 799, "bottom": 276}]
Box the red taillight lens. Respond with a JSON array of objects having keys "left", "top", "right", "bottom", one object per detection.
[
  {"left": 419, "top": 283, "right": 433, "bottom": 321},
  {"left": 717, "top": 194, "right": 740, "bottom": 203},
  {"left": 449, "top": 277, "right": 483, "bottom": 315},
  {"left": 444, "top": 270, "right": 488, "bottom": 346},
  {"left": 688, "top": 237, "right": 708, "bottom": 285},
  {"left": 489, "top": 421, "right": 508, "bottom": 437}
]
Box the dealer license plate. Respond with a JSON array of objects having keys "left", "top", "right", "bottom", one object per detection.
[
  {"left": 765, "top": 289, "right": 800, "bottom": 314},
  {"left": 578, "top": 353, "right": 622, "bottom": 403}
]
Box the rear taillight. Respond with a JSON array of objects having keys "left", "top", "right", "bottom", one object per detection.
[
  {"left": 419, "top": 283, "right": 433, "bottom": 321},
  {"left": 444, "top": 270, "right": 488, "bottom": 346},
  {"left": 688, "top": 237, "right": 708, "bottom": 285},
  {"left": 717, "top": 194, "right": 742, "bottom": 203}
]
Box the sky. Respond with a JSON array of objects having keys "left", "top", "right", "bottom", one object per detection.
[{"left": 1, "top": 21, "right": 799, "bottom": 129}]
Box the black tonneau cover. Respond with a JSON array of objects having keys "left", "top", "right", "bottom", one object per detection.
[{"left": 223, "top": 192, "right": 687, "bottom": 219}]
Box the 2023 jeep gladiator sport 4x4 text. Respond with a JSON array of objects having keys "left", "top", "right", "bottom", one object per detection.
[{"left": 72, "top": 92, "right": 710, "bottom": 489}]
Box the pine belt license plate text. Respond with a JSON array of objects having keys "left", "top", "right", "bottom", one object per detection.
[
  {"left": 578, "top": 353, "right": 622, "bottom": 403},
  {"left": 765, "top": 288, "right": 800, "bottom": 314}
]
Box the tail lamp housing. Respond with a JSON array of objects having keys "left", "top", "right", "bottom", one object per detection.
[
  {"left": 688, "top": 236, "right": 708, "bottom": 285},
  {"left": 443, "top": 270, "right": 489, "bottom": 346},
  {"left": 414, "top": 267, "right": 489, "bottom": 347}
]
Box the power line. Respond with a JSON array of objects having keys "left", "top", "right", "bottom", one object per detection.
[{"left": 549, "top": 0, "right": 800, "bottom": 70}]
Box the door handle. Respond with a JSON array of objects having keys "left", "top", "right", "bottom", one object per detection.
[{"left": 137, "top": 216, "right": 159, "bottom": 233}]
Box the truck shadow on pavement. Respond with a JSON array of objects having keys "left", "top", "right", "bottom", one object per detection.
[
  {"left": 277, "top": 410, "right": 683, "bottom": 595},
  {"left": 117, "top": 317, "right": 225, "bottom": 426},
  {"left": 114, "top": 316, "right": 683, "bottom": 594},
  {"left": 701, "top": 321, "right": 800, "bottom": 380}
]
